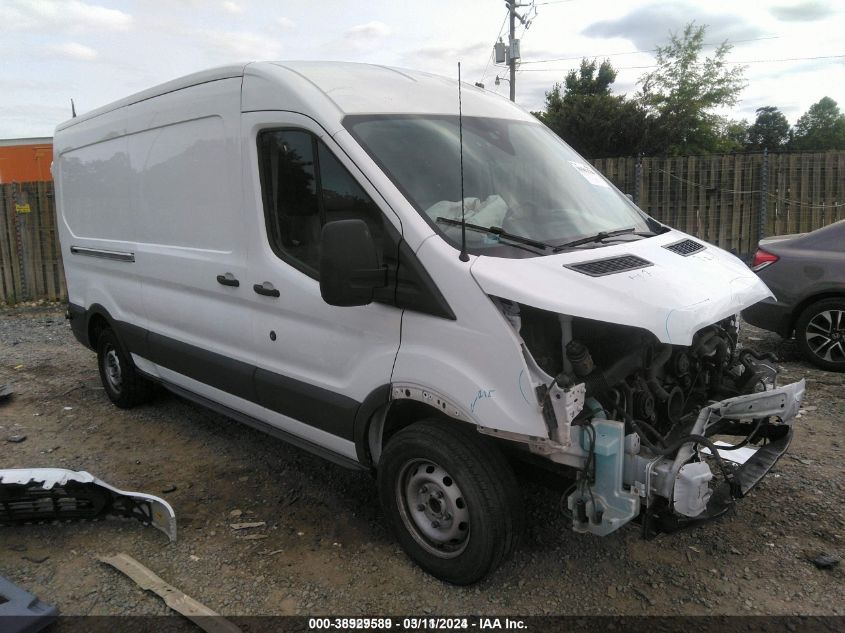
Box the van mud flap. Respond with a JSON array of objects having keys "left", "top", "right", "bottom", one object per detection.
[{"left": 0, "top": 468, "right": 176, "bottom": 542}]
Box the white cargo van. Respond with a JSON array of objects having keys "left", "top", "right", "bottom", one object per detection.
[{"left": 54, "top": 61, "right": 804, "bottom": 584}]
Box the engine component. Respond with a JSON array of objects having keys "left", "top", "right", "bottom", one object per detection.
[
  {"left": 672, "top": 350, "right": 691, "bottom": 376},
  {"left": 633, "top": 389, "right": 655, "bottom": 420},
  {"left": 664, "top": 386, "right": 685, "bottom": 425},
  {"left": 566, "top": 340, "right": 594, "bottom": 377},
  {"left": 673, "top": 461, "right": 713, "bottom": 517}
]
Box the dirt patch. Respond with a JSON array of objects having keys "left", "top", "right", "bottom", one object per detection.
[{"left": 1, "top": 305, "right": 843, "bottom": 616}]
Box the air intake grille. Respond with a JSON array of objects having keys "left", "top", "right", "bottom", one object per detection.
[
  {"left": 663, "top": 238, "right": 705, "bottom": 256},
  {"left": 566, "top": 254, "right": 652, "bottom": 277}
]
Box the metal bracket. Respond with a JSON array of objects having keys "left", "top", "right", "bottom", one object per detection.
[
  {"left": 391, "top": 383, "right": 468, "bottom": 421},
  {"left": 548, "top": 381, "right": 585, "bottom": 448}
]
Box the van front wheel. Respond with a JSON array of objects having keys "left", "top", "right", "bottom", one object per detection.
[
  {"left": 96, "top": 328, "right": 153, "bottom": 408},
  {"left": 377, "top": 419, "right": 523, "bottom": 585}
]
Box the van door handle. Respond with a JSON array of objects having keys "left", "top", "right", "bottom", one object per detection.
[
  {"left": 253, "top": 281, "right": 280, "bottom": 298},
  {"left": 216, "top": 273, "right": 240, "bottom": 287}
]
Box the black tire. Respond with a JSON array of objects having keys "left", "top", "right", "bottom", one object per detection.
[
  {"left": 795, "top": 298, "right": 845, "bottom": 372},
  {"left": 377, "top": 418, "right": 523, "bottom": 585},
  {"left": 96, "top": 328, "right": 154, "bottom": 408}
]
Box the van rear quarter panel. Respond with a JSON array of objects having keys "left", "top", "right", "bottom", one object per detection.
[{"left": 55, "top": 107, "right": 145, "bottom": 330}]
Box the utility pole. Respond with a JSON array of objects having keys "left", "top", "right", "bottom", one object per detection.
[
  {"left": 496, "top": 1, "right": 527, "bottom": 101},
  {"left": 508, "top": 0, "right": 516, "bottom": 102}
]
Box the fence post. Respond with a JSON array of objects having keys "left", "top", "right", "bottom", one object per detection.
[
  {"left": 758, "top": 148, "right": 768, "bottom": 247},
  {"left": 634, "top": 153, "right": 642, "bottom": 206},
  {"left": 12, "top": 185, "right": 30, "bottom": 301}
]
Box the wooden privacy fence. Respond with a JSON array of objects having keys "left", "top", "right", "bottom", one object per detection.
[
  {"left": 591, "top": 150, "right": 845, "bottom": 257},
  {"left": 1, "top": 150, "right": 844, "bottom": 303},
  {"left": 0, "top": 181, "right": 66, "bottom": 304}
]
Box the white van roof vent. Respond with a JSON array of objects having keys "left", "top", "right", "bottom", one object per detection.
[{"left": 565, "top": 254, "right": 653, "bottom": 277}]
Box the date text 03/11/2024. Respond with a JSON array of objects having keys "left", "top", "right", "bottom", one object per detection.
[{"left": 307, "top": 617, "right": 528, "bottom": 630}]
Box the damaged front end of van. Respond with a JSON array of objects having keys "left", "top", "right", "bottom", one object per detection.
[
  {"left": 347, "top": 111, "right": 805, "bottom": 541},
  {"left": 473, "top": 243, "right": 805, "bottom": 538}
]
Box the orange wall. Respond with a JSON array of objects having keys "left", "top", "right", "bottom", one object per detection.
[{"left": 0, "top": 144, "right": 53, "bottom": 183}]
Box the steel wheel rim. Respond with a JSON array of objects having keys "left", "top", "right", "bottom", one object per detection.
[
  {"left": 805, "top": 309, "right": 845, "bottom": 364},
  {"left": 104, "top": 346, "right": 123, "bottom": 393},
  {"left": 395, "top": 459, "right": 470, "bottom": 558}
]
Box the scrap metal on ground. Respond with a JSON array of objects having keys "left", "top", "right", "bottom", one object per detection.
[{"left": 0, "top": 575, "right": 58, "bottom": 633}]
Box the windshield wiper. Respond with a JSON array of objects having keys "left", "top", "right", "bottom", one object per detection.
[
  {"left": 553, "top": 228, "right": 655, "bottom": 252},
  {"left": 435, "top": 217, "right": 550, "bottom": 251}
]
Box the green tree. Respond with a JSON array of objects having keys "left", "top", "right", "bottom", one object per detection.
[
  {"left": 712, "top": 118, "right": 749, "bottom": 152},
  {"left": 791, "top": 97, "right": 845, "bottom": 150},
  {"left": 537, "top": 58, "right": 647, "bottom": 158},
  {"left": 746, "top": 106, "right": 790, "bottom": 150},
  {"left": 563, "top": 57, "right": 616, "bottom": 96},
  {"left": 638, "top": 22, "right": 747, "bottom": 155}
]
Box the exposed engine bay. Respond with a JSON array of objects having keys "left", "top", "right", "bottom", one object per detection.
[{"left": 493, "top": 298, "right": 805, "bottom": 537}]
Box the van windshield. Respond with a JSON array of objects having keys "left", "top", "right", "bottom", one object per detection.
[{"left": 344, "top": 115, "right": 654, "bottom": 256}]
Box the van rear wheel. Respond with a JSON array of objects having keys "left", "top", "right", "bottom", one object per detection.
[
  {"left": 377, "top": 418, "right": 523, "bottom": 585},
  {"left": 96, "top": 328, "right": 153, "bottom": 408}
]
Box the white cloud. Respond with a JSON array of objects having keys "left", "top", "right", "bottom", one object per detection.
[
  {"left": 278, "top": 17, "right": 296, "bottom": 30},
  {"left": 0, "top": 103, "right": 70, "bottom": 138},
  {"left": 770, "top": 0, "right": 838, "bottom": 21},
  {"left": 194, "top": 29, "right": 282, "bottom": 60},
  {"left": 0, "top": 0, "right": 132, "bottom": 33},
  {"left": 48, "top": 42, "right": 98, "bottom": 61},
  {"left": 404, "top": 42, "right": 489, "bottom": 66},
  {"left": 343, "top": 20, "right": 392, "bottom": 49},
  {"left": 222, "top": 1, "right": 242, "bottom": 14},
  {"left": 582, "top": 3, "right": 765, "bottom": 50}
]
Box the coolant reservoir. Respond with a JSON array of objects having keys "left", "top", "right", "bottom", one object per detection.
[{"left": 673, "top": 461, "right": 713, "bottom": 517}]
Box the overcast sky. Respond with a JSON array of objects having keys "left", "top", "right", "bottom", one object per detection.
[{"left": 1, "top": 0, "right": 844, "bottom": 139}]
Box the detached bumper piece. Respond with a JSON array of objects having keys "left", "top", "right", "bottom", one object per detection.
[
  {"left": 0, "top": 468, "right": 176, "bottom": 542},
  {"left": 0, "top": 575, "right": 58, "bottom": 633}
]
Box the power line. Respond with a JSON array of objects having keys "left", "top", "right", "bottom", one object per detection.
[
  {"left": 479, "top": 11, "right": 510, "bottom": 85},
  {"left": 517, "top": 52, "right": 845, "bottom": 72},
  {"left": 519, "top": 36, "right": 782, "bottom": 65},
  {"left": 656, "top": 167, "right": 845, "bottom": 209}
]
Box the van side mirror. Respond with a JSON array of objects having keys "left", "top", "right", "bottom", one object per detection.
[{"left": 319, "top": 220, "right": 386, "bottom": 307}]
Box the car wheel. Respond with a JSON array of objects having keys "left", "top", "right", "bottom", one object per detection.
[
  {"left": 377, "top": 418, "right": 523, "bottom": 585},
  {"left": 795, "top": 298, "right": 845, "bottom": 372},
  {"left": 97, "top": 328, "right": 154, "bottom": 408}
]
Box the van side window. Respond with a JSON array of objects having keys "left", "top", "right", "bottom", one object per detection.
[{"left": 258, "top": 129, "right": 385, "bottom": 277}]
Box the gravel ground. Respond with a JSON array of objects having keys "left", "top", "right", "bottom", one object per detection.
[{"left": 1, "top": 303, "right": 844, "bottom": 618}]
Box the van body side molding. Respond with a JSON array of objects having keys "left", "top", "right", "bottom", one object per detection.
[
  {"left": 70, "top": 246, "right": 135, "bottom": 263},
  {"left": 160, "top": 382, "right": 365, "bottom": 471},
  {"left": 75, "top": 304, "right": 362, "bottom": 441}
]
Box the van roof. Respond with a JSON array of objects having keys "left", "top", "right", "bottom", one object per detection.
[
  {"left": 56, "top": 61, "right": 533, "bottom": 132},
  {"left": 55, "top": 64, "right": 248, "bottom": 131}
]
